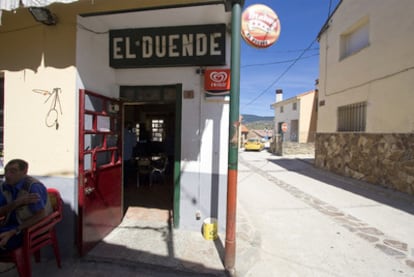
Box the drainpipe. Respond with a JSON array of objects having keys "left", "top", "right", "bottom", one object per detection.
[{"left": 225, "top": 0, "right": 243, "bottom": 274}]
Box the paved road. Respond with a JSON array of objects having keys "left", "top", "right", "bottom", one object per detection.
[{"left": 236, "top": 150, "right": 414, "bottom": 277}]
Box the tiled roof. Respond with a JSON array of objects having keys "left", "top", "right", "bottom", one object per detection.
[
  {"left": 241, "top": 124, "right": 249, "bottom": 133},
  {"left": 252, "top": 129, "right": 273, "bottom": 138}
]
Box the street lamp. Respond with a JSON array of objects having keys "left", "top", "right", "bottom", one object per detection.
[{"left": 29, "top": 7, "right": 57, "bottom": 25}]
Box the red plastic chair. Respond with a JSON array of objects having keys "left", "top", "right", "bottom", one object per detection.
[{"left": 0, "top": 188, "right": 63, "bottom": 277}]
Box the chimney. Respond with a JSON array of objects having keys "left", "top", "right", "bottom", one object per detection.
[{"left": 275, "top": 89, "right": 283, "bottom": 102}]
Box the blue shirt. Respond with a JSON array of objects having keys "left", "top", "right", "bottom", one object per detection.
[{"left": 0, "top": 178, "right": 48, "bottom": 225}]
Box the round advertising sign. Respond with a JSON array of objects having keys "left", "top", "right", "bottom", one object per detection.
[
  {"left": 241, "top": 4, "right": 281, "bottom": 49},
  {"left": 281, "top": 122, "right": 288, "bottom": 133}
]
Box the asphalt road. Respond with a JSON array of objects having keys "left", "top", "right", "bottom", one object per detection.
[{"left": 235, "top": 150, "right": 414, "bottom": 277}]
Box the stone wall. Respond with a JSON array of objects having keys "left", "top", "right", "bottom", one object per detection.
[
  {"left": 270, "top": 134, "right": 315, "bottom": 156},
  {"left": 282, "top": 141, "right": 315, "bottom": 156},
  {"left": 315, "top": 133, "right": 414, "bottom": 195},
  {"left": 270, "top": 134, "right": 283, "bottom": 155}
]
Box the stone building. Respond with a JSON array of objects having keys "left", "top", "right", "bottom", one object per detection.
[{"left": 316, "top": 0, "right": 414, "bottom": 195}]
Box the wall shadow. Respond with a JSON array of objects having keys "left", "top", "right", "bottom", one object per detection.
[
  {"left": 266, "top": 158, "right": 414, "bottom": 216},
  {"left": 80, "top": 209, "right": 227, "bottom": 277}
]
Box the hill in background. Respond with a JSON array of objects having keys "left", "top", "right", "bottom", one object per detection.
[
  {"left": 241, "top": 114, "right": 273, "bottom": 130},
  {"left": 241, "top": 114, "right": 273, "bottom": 123}
]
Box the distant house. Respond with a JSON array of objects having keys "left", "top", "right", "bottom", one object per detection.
[
  {"left": 316, "top": 0, "right": 414, "bottom": 195},
  {"left": 248, "top": 129, "right": 273, "bottom": 141},
  {"left": 241, "top": 125, "right": 273, "bottom": 146},
  {"left": 240, "top": 124, "right": 249, "bottom": 146},
  {"left": 271, "top": 89, "right": 317, "bottom": 143}
]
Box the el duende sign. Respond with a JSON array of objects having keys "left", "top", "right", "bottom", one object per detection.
[{"left": 110, "top": 24, "right": 226, "bottom": 68}]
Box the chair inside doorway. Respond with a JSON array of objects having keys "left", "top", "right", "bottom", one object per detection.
[{"left": 121, "top": 85, "right": 177, "bottom": 223}]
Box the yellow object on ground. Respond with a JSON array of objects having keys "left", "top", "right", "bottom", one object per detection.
[{"left": 203, "top": 218, "right": 218, "bottom": 240}]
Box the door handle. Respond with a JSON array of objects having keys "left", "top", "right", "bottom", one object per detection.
[{"left": 84, "top": 187, "right": 95, "bottom": 195}]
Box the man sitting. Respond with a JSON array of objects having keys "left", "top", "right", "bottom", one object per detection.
[{"left": 0, "top": 159, "right": 52, "bottom": 252}]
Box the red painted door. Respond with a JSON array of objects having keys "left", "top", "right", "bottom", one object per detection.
[{"left": 78, "top": 89, "right": 122, "bottom": 256}]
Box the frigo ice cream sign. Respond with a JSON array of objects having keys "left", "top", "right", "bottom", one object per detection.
[
  {"left": 110, "top": 24, "right": 226, "bottom": 68},
  {"left": 204, "top": 68, "right": 230, "bottom": 96}
]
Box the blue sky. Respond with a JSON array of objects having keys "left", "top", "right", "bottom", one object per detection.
[{"left": 240, "top": 0, "right": 340, "bottom": 116}]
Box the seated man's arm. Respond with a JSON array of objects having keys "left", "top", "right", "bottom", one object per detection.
[
  {"left": 0, "top": 193, "right": 40, "bottom": 217},
  {"left": 0, "top": 183, "right": 49, "bottom": 248},
  {"left": 0, "top": 209, "right": 47, "bottom": 247},
  {"left": 11, "top": 183, "right": 49, "bottom": 233}
]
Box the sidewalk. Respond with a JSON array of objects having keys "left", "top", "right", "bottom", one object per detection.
[
  {"left": 0, "top": 207, "right": 231, "bottom": 276},
  {"left": 1, "top": 202, "right": 251, "bottom": 276},
  {"left": 1, "top": 150, "right": 414, "bottom": 276}
]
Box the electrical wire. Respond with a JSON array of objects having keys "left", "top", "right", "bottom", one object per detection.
[
  {"left": 242, "top": 1, "right": 337, "bottom": 107},
  {"left": 77, "top": 23, "right": 108, "bottom": 34},
  {"left": 241, "top": 53, "right": 319, "bottom": 68},
  {"left": 271, "top": 47, "right": 319, "bottom": 53},
  {"left": 0, "top": 24, "right": 40, "bottom": 34},
  {"left": 243, "top": 38, "right": 318, "bottom": 107}
]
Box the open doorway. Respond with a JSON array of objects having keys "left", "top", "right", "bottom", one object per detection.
[{"left": 121, "top": 85, "right": 180, "bottom": 224}]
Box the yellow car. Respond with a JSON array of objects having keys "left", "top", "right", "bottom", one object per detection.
[{"left": 244, "top": 138, "right": 264, "bottom": 151}]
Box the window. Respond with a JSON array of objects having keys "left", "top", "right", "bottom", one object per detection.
[
  {"left": 0, "top": 77, "right": 3, "bottom": 154},
  {"left": 280, "top": 106, "right": 284, "bottom": 113},
  {"left": 292, "top": 102, "right": 297, "bottom": 111},
  {"left": 340, "top": 17, "right": 369, "bottom": 59},
  {"left": 134, "top": 123, "right": 140, "bottom": 141},
  {"left": 151, "top": 119, "right": 164, "bottom": 142},
  {"left": 337, "top": 102, "right": 367, "bottom": 132}
]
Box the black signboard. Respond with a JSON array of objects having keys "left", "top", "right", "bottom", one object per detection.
[{"left": 109, "top": 24, "right": 226, "bottom": 68}]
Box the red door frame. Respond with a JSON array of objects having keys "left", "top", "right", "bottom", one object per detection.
[{"left": 78, "top": 89, "right": 123, "bottom": 256}]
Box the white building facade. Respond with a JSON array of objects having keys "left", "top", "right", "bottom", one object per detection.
[
  {"left": 271, "top": 90, "right": 317, "bottom": 143},
  {"left": 0, "top": 1, "right": 234, "bottom": 256}
]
